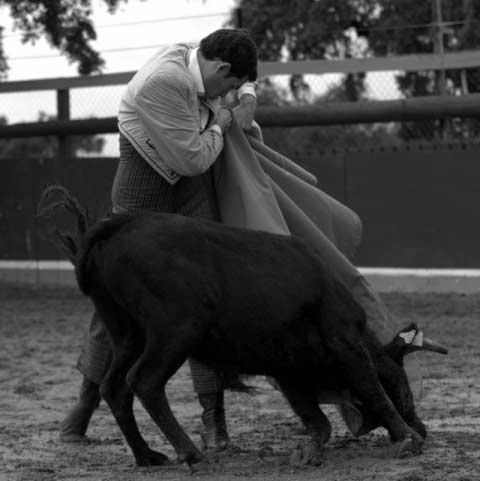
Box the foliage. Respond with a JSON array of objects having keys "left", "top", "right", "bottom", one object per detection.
[
  {"left": 230, "top": 0, "right": 376, "bottom": 102},
  {"left": 0, "top": 111, "right": 105, "bottom": 157},
  {"left": 231, "top": 0, "right": 374, "bottom": 62},
  {"left": 0, "top": 0, "right": 132, "bottom": 77},
  {"left": 367, "top": 0, "right": 480, "bottom": 97}
]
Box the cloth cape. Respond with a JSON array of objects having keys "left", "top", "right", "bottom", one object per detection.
[{"left": 213, "top": 119, "right": 422, "bottom": 432}]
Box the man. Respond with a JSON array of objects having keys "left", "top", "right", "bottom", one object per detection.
[{"left": 61, "top": 28, "right": 259, "bottom": 451}]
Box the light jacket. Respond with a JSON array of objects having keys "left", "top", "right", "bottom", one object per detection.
[{"left": 118, "top": 44, "right": 255, "bottom": 185}]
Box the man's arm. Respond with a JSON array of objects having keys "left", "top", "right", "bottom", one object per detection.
[
  {"left": 233, "top": 82, "right": 257, "bottom": 130},
  {"left": 133, "top": 72, "right": 228, "bottom": 177}
]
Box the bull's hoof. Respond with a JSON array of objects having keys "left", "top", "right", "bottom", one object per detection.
[
  {"left": 411, "top": 417, "right": 427, "bottom": 439},
  {"left": 289, "top": 442, "right": 325, "bottom": 467},
  {"left": 389, "top": 432, "right": 424, "bottom": 458},
  {"left": 135, "top": 448, "right": 169, "bottom": 466}
]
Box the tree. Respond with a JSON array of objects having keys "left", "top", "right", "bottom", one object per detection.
[
  {"left": 0, "top": 0, "right": 136, "bottom": 78},
  {"left": 230, "top": 0, "right": 480, "bottom": 97},
  {"left": 359, "top": 0, "right": 480, "bottom": 139},
  {"left": 229, "top": 0, "right": 376, "bottom": 102},
  {"left": 366, "top": 0, "right": 480, "bottom": 95}
]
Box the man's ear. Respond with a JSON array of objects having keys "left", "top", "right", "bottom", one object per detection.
[{"left": 216, "top": 62, "right": 231, "bottom": 76}]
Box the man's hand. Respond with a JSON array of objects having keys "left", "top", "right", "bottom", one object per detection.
[
  {"left": 233, "top": 94, "right": 257, "bottom": 130},
  {"left": 216, "top": 108, "right": 233, "bottom": 134}
]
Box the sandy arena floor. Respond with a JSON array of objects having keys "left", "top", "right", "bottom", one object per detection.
[{"left": 0, "top": 285, "right": 479, "bottom": 481}]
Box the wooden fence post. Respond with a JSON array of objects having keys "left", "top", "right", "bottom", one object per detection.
[{"left": 56, "top": 88, "right": 72, "bottom": 159}]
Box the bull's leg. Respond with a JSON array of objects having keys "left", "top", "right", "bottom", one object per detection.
[
  {"left": 278, "top": 381, "right": 331, "bottom": 466},
  {"left": 126, "top": 333, "right": 205, "bottom": 467},
  {"left": 91, "top": 291, "right": 170, "bottom": 467},
  {"left": 333, "top": 340, "right": 423, "bottom": 457},
  {"left": 100, "top": 337, "right": 169, "bottom": 467}
]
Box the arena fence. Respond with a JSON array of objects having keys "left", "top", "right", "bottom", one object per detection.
[
  {"left": 1, "top": 52, "right": 480, "bottom": 270},
  {"left": 1, "top": 50, "right": 480, "bottom": 141}
]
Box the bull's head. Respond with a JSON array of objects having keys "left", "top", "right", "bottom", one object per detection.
[
  {"left": 385, "top": 323, "right": 448, "bottom": 365},
  {"left": 342, "top": 323, "right": 447, "bottom": 440}
]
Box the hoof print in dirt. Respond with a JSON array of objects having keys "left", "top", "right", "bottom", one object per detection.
[{"left": 289, "top": 443, "right": 325, "bottom": 467}]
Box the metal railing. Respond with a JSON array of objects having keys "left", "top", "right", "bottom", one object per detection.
[{"left": 1, "top": 50, "right": 480, "bottom": 148}]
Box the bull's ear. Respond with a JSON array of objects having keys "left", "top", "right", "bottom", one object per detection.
[{"left": 385, "top": 325, "right": 448, "bottom": 363}]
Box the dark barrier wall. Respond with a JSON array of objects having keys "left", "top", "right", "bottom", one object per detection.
[
  {"left": 0, "top": 157, "right": 118, "bottom": 260},
  {"left": 348, "top": 144, "right": 479, "bottom": 268},
  {"left": 1, "top": 143, "right": 479, "bottom": 267},
  {"left": 302, "top": 143, "right": 480, "bottom": 268}
]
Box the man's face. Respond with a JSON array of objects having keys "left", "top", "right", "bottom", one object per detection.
[{"left": 204, "top": 63, "right": 249, "bottom": 99}]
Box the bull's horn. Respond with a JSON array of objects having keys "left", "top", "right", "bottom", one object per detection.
[
  {"left": 399, "top": 329, "right": 448, "bottom": 355},
  {"left": 421, "top": 337, "right": 448, "bottom": 355}
]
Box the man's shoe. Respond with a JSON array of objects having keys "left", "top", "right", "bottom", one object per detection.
[
  {"left": 198, "top": 392, "right": 230, "bottom": 451},
  {"left": 60, "top": 377, "right": 100, "bottom": 442}
]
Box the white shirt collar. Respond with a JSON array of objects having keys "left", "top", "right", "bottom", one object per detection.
[{"left": 187, "top": 47, "right": 205, "bottom": 97}]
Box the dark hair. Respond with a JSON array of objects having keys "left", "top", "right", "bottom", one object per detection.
[{"left": 199, "top": 28, "right": 257, "bottom": 82}]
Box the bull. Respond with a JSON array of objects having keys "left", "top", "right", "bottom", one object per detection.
[{"left": 38, "top": 186, "right": 447, "bottom": 469}]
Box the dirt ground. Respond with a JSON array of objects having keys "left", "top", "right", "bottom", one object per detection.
[{"left": 1, "top": 284, "right": 479, "bottom": 481}]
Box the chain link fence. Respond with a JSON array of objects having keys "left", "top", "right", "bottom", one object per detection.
[
  {"left": 1, "top": 63, "right": 480, "bottom": 157},
  {"left": 259, "top": 67, "right": 480, "bottom": 158}
]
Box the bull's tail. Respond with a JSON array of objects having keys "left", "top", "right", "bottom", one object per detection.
[
  {"left": 36, "top": 185, "right": 129, "bottom": 296},
  {"left": 36, "top": 185, "right": 92, "bottom": 264}
]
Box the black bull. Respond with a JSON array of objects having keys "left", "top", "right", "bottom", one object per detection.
[{"left": 38, "top": 187, "right": 447, "bottom": 469}]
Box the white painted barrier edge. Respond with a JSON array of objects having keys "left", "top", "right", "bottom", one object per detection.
[
  {"left": 1, "top": 260, "right": 480, "bottom": 277},
  {"left": 1, "top": 261, "right": 480, "bottom": 293}
]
